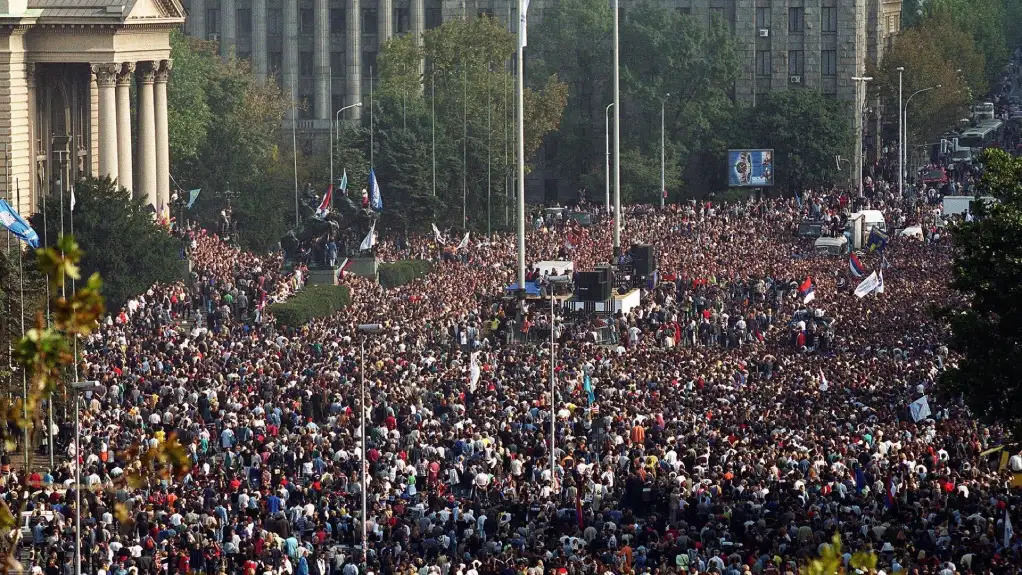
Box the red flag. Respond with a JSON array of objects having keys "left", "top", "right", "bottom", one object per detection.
[
  {"left": 316, "top": 185, "right": 333, "bottom": 215},
  {"left": 575, "top": 490, "right": 584, "bottom": 528},
  {"left": 798, "top": 276, "right": 812, "bottom": 294}
]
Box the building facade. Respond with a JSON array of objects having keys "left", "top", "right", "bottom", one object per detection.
[{"left": 0, "top": 0, "right": 185, "bottom": 218}]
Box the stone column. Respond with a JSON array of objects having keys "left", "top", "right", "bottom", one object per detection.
[
  {"left": 155, "top": 60, "right": 172, "bottom": 216},
  {"left": 283, "top": 0, "right": 299, "bottom": 118},
  {"left": 410, "top": 0, "right": 425, "bottom": 78},
  {"left": 314, "top": 0, "right": 330, "bottom": 119},
  {"left": 221, "top": 0, "right": 236, "bottom": 60},
  {"left": 251, "top": 0, "right": 268, "bottom": 80},
  {"left": 135, "top": 63, "right": 157, "bottom": 209},
  {"left": 26, "top": 63, "right": 37, "bottom": 213},
  {"left": 116, "top": 63, "right": 134, "bottom": 194},
  {"left": 93, "top": 63, "right": 118, "bottom": 182},
  {"left": 346, "top": 0, "right": 362, "bottom": 120},
  {"left": 378, "top": 0, "right": 393, "bottom": 51},
  {"left": 190, "top": 0, "right": 206, "bottom": 39}
]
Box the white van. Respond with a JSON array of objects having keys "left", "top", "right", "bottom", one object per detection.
[
  {"left": 814, "top": 236, "right": 849, "bottom": 256},
  {"left": 846, "top": 210, "right": 887, "bottom": 250}
]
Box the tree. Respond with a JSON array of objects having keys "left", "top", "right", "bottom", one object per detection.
[
  {"left": 924, "top": 0, "right": 1009, "bottom": 85},
  {"left": 941, "top": 148, "right": 1022, "bottom": 439},
  {"left": 616, "top": 147, "right": 683, "bottom": 204},
  {"left": 733, "top": 90, "right": 854, "bottom": 193},
  {"left": 27, "top": 178, "right": 183, "bottom": 311}
]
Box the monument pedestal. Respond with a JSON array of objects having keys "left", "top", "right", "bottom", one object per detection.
[{"left": 307, "top": 257, "right": 379, "bottom": 285}]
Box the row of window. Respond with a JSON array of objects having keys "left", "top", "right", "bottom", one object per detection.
[
  {"left": 755, "top": 6, "right": 838, "bottom": 33},
  {"left": 257, "top": 50, "right": 379, "bottom": 77},
  {"left": 204, "top": 7, "right": 409, "bottom": 37},
  {"left": 754, "top": 49, "right": 838, "bottom": 76}
]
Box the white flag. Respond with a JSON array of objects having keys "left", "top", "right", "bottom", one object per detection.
[
  {"left": 70, "top": 187, "right": 76, "bottom": 212},
  {"left": 1006, "top": 509, "right": 1014, "bottom": 548},
  {"left": 853, "top": 271, "right": 879, "bottom": 298},
  {"left": 469, "top": 352, "right": 481, "bottom": 392},
  {"left": 457, "top": 231, "right": 470, "bottom": 250},
  {"left": 876, "top": 270, "right": 885, "bottom": 294},
  {"left": 819, "top": 369, "right": 829, "bottom": 391},
  {"left": 909, "top": 396, "right": 931, "bottom": 422},
  {"left": 520, "top": 0, "right": 531, "bottom": 47},
  {"left": 432, "top": 223, "right": 446, "bottom": 244},
  {"left": 359, "top": 222, "right": 376, "bottom": 251}
]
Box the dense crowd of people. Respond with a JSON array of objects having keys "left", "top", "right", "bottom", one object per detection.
[{"left": 4, "top": 176, "right": 1021, "bottom": 575}]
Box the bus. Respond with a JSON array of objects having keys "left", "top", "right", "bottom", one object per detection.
[
  {"left": 971, "top": 102, "right": 995, "bottom": 121},
  {"left": 959, "top": 119, "right": 1004, "bottom": 150}
]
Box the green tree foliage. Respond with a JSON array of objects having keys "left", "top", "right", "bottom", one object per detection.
[
  {"left": 924, "top": 0, "right": 1009, "bottom": 84},
  {"left": 27, "top": 178, "right": 182, "bottom": 311},
  {"left": 0, "top": 243, "right": 45, "bottom": 395},
  {"left": 530, "top": 2, "right": 739, "bottom": 198},
  {"left": 267, "top": 284, "right": 351, "bottom": 328},
  {"left": 733, "top": 90, "right": 854, "bottom": 193},
  {"left": 941, "top": 148, "right": 1022, "bottom": 438},
  {"left": 872, "top": 17, "right": 978, "bottom": 147},
  {"left": 166, "top": 31, "right": 291, "bottom": 251},
  {"left": 378, "top": 260, "right": 433, "bottom": 288},
  {"left": 368, "top": 16, "right": 567, "bottom": 232}
]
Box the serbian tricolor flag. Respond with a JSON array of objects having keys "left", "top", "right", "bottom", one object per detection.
[
  {"left": 885, "top": 477, "right": 897, "bottom": 509},
  {"left": 575, "top": 490, "right": 584, "bottom": 528},
  {"left": 798, "top": 276, "right": 815, "bottom": 304},
  {"left": 849, "top": 253, "right": 866, "bottom": 278},
  {"left": 316, "top": 185, "right": 333, "bottom": 217}
]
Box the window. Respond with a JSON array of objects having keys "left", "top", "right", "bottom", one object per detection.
[
  {"left": 331, "top": 51, "right": 345, "bottom": 77},
  {"left": 478, "top": 8, "right": 492, "bottom": 18},
  {"left": 268, "top": 9, "right": 283, "bottom": 35},
  {"left": 822, "top": 50, "right": 837, "bottom": 76},
  {"left": 788, "top": 7, "right": 803, "bottom": 33},
  {"left": 677, "top": 7, "right": 691, "bottom": 15},
  {"left": 300, "top": 51, "right": 314, "bottom": 77},
  {"left": 299, "top": 95, "right": 312, "bottom": 119},
  {"left": 237, "top": 8, "right": 251, "bottom": 34},
  {"left": 788, "top": 49, "right": 804, "bottom": 75},
  {"left": 299, "top": 8, "right": 314, "bottom": 32},
  {"left": 205, "top": 9, "right": 220, "bottom": 37},
  {"left": 362, "top": 9, "right": 378, "bottom": 35},
  {"left": 755, "top": 50, "right": 772, "bottom": 76},
  {"left": 755, "top": 7, "right": 770, "bottom": 29},
  {"left": 330, "top": 8, "right": 346, "bottom": 33},
  {"left": 238, "top": 50, "right": 251, "bottom": 61},
  {"left": 710, "top": 6, "right": 724, "bottom": 24},
  {"left": 396, "top": 7, "right": 409, "bottom": 33},
  {"left": 269, "top": 51, "right": 283, "bottom": 77},
  {"left": 822, "top": 7, "right": 837, "bottom": 33},
  {"left": 362, "top": 51, "right": 378, "bottom": 80}
]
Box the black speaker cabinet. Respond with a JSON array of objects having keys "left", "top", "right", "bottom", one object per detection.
[
  {"left": 575, "top": 271, "right": 610, "bottom": 302},
  {"left": 631, "top": 244, "right": 656, "bottom": 277}
]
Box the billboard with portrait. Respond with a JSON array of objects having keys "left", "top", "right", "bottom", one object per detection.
[{"left": 728, "top": 149, "right": 774, "bottom": 187}]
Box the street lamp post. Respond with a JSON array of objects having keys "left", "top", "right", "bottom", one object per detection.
[
  {"left": 852, "top": 76, "right": 873, "bottom": 197},
  {"left": 604, "top": 103, "right": 613, "bottom": 214},
  {"left": 904, "top": 85, "right": 941, "bottom": 183},
  {"left": 70, "top": 380, "right": 106, "bottom": 575},
  {"left": 356, "top": 323, "right": 387, "bottom": 570},
  {"left": 660, "top": 94, "right": 669, "bottom": 208},
  {"left": 612, "top": 0, "right": 621, "bottom": 256},
  {"left": 897, "top": 67, "right": 904, "bottom": 197},
  {"left": 331, "top": 102, "right": 363, "bottom": 192},
  {"left": 549, "top": 296, "right": 557, "bottom": 491}
]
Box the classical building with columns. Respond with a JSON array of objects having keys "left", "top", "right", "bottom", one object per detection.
[{"left": 0, "top": 0, "right": 184, "bottom": 218}]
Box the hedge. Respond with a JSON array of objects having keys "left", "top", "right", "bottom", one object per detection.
[
  {"left": 378, "top": 260, "right": 432, "bottom": 288},
  {"left": 267, "top": 284, "right": 351, "bottom": 328}
]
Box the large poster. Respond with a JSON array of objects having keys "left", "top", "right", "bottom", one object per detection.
[{"left": 728, "top": 149, "right": 774, "bottom": 187}]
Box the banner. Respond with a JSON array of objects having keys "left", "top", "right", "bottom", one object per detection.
[
  {"left": 432, "top": 223, "right": 446, "bottom": 244},
  {"left": 909, "top": 396, "right": 931, "bottom": 422},
  {"left": 0, "top": 199, "right": 40, "bottom": 248},
  {"left": 854, "top": 271, "right": 879, "bottom": 298},
  {"left": 457, "top": 231, "right": 470, "bottom": 250},
  {"left": 369, "top": 169, "right": 383, "bottom": 212},
  {"left": 187, "top": 189, "right": 201, "bottom": 209},
  {"left": 359, "top": 222, "right": 376, "bottom": 251}
]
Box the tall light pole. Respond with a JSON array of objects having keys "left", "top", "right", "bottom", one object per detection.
[
  {"left": 432, "top": 69, "right": 437, "bottom": 197},
  {"left": 605, "top": 103, "right": 613, "bottom": 214},
  {"left": 851, "top": 76, "right": 872, "bottom": 198},
  {"left": 515, "top": 0, "right": 527, "bottom": 293},
  {"left": 904, "top": 85, "right": 940, "bottom": 183},
  {"left": 612, "top": 0, "right": 622, "bottom": 257},
  {"left": 70, "top": 380, "right": 106, "bottom": 575},
  {"left": 897, "top": 67, "right": 904, "bottom": 197},
  {"left": 549, "top": 296, "right": 557, "bottom": 490},
  {"left": 332, "top": 102, "right": 363, "bottom": 191},
  {"left": 357, "top": 323, "right": 386, "bottom": 570},
  {"left": 660, "top": 93, "right": 669, "bottom": 208}
]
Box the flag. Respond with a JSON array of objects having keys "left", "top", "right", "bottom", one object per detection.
[
  {"left": 909, "top": 396, "right": 931, "bottom": 422},
  {"left": 187, "top": 189, "right": 201, "bottom": 209},
  {"left": 1006, "top": 508, "right": 1014, "bottom": 548},
  {"left": 520, "top": 0, "right": 531, "bottom": 47},
  {"left": 359, "top": 222, "right": 376, "bottom": 251},
  {"left": 876, "top": 269, "right": 885, "bottom": 294},
  {"left": 794, "top": 190, "right": 803, "bottom": 209},
  {"left": 0, "top": 198, "right": 40, "bottom": 248},
  {"left": 881, "top": 254, "right": 891, "bottom": 269},
  {"left": 339, "top": 170, "right": 348, "bottom": 192},
  {"left": 432, "top": 223, "right": 446, "bottom": 244},
  {"left": 854, "top": 271, "right": 880, "bottom": 298},
  {"left": 369, "top": 169, "right": 383, "bottom": 211},
  {"left": 798, "top": 277, "right": 815, "bottom": 304},
  {"left": 575, "top": 489, "right": 584, "bottom": 529},
  {"left": 849, "top": 253, "right": 866, "bottom": 278},
  {"left": 854, "top": 466, "right": 867, "bottom": 494},
  {"left": 457, "top": 231, "right": 470, "bottom": 250},
  {"left": 885, "top": 477, "right": 897, "bottom": 509},
  {"left": 469, "top": 352, "right": 481, "bottom": 392},
  {"left": 70, "top": 187, "right": 77, "bottom": 212},
  {"left": 316, "top": 185, "right": 334, "bottom": 218},
  {"left": 819, "top": 369, "right": 829, "bottom": 392},
  {"left": 867, "top": 228, "right": 889, "bottom": 252}
]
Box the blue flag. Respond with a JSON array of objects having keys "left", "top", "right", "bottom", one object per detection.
[
  {"left": 186, "top": 189, "right": 201, "bottom": 209},
  {"left": 867, "top": 228, "right": 889, "bottom": 252},
  {"left": 0, "top": 198, "right": 40, "bottom": 248},
  {"left": 339, "top": 170, "right": 348, "bottom": 192},
  {"left": 369, "top": 169, "right": 383, "bottom": 212},
  {"left": 794, "top": 190, "right": 803, "bottom": 209}
]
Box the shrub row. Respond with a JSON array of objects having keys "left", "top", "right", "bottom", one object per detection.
[
  {"left": 378, "top": 260, "right": 433, "bottom": 288},
  {"left": 267, "top": 284, "right": 351, "bottom": 328}
]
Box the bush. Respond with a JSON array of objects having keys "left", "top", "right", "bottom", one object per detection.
[
  {"left": 267, "top": 284, "right": 350, "bottom": 328},
  {"left": 378, "top": 260, "right": 432, "bottom": 288}
]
